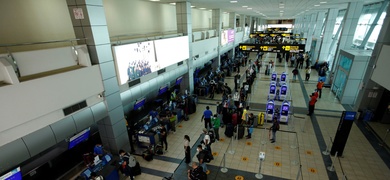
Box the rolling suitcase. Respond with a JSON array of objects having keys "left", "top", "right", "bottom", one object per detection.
[
  {"left": 232, "top": 113, "right": 238, "bottom": 126},
  {"left": 258, "top": 112, "right": 265, "bottom": 126},
  {"left": 235, "top": 125, "right": 245, "bottom": 139},
  {"left": 132, "top": 162, "right": 141, "bottom": 176},
  {"left": 224, "top": 123, "right": 234, "bottom": 137},
  {"left": 142, "top": 150, "right": 153, "bottom": 161}
]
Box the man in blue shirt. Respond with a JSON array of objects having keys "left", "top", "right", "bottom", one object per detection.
[
  {"left": 201, "top": 106, "right": 213, "bottom": 129},
  {"left": 94, "top": 143, "right": 104, "bottom": 157}
]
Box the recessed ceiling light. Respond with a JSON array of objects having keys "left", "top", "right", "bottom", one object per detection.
[
  {"left": 230, "top": 1, "right": 238, "bottom": 3},
  {"left": 320, "top": 1, "right": 327, "bottom": 3},
  {"left": 279, "top": 6, "right": 284, "bottom": 8},
  {"left": 314, "top": 4, "right": 320, "bottom": 6},
  {"left": 305, "top": 10, "right": 309, "bottom": 11},
  {"left": 199, "top": 8, "right": 206, "bottom": 10},
  {"left": 191, "top": 6, "right": 195, "bottom": 8},
  {"left": 280, "top": 10, "right": 284, "bottom": 12},
  {"left": 242, "top": 6, "right": 248, "bottom": 8},
  {"left": 169, "top": 2, "right": 176, "bottom": 5},
  {"left": 150, "top": 0, "right": 160, "bottom": 1},
  {"left": 247, "top": 8, "right": 252, "bottom": 10}
]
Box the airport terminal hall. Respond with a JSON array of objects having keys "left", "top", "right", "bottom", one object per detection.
[{"left": 2, "top": 0, "right": 390, "bottom": 180}]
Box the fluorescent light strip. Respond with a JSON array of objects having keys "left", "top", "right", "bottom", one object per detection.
[{"left": 230, "top": 1, "right": 238, "bottom": 3}]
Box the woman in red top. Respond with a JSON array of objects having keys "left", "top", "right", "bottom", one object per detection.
[
  {"left": 316, "top": 80, "right": 324, "bottom": 98},
  {"left": 307, "top": 93, "right": 317, "bottom": 116}
]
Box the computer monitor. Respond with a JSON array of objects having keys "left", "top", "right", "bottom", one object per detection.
[
  {"left": 83, "top": 169, "right": 92, "bottom": 178},
  {"left": 93, "top": 155, "right": 101, "bottom": 166},
  {"left": 104, "top": 154, "right": 111, "bottom": 163}
]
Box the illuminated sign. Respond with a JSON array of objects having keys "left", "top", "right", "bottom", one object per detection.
[{"left": 239, "top": 43, "right": 305, "bottom": 52}]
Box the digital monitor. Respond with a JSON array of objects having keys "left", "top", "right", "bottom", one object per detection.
[
  {"left": 158, "top": 85, "right": 168, "bottom": 95},
  {"left": 134, "top": 98, "right": 146, "bottom": 110},
  {"left": 176, "top": 76, "right": 183, "bottom": 85},
  {"left": 272, "top": 74, "right": 277, "bottom": 80},
  {"left": 83, "top": 169, "right": 92, "bottom": 178},
  {"left": 344, "top": 111, "right": 356, "bottom": 120},
  {"left": 143, "top": 124, "right": 149, "bottom": 130},
  {"left": 282, "top": 105, "right": 289, "bottom": 111},
  {"left": 104, "top": 155, "right": 112, "bottom": 163},
  {"left": 0, "top": 167, "right": 22, "bottom": 180},
  {"left": 267, "top": 104, "right": 274, "bottom": 110},
  {"left": 68, "top": 128, "right": 91, "bottom": 149}
]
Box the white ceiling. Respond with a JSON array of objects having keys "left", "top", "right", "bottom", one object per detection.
[{"left": 145, "top": 0, "right": 383, "bottom": 19}]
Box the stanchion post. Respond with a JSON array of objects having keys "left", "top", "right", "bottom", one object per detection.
[
  {"left": 220, "top": 153, "right": 228, "bottom": 173},
  {"left": 322, "top": 137, "right": 332, "bottom": 155},
  {"left": 228, "top": 136, "right": 235, "bottom": 154},
  {"left": 327, "top": 151, "right": 338, "bottom": 172},
  {"left": 255, "top": 152, "right": 265, "bottom": 179},
  {"left": 295, "top": 165, "right": 302, "bottom": 180}
]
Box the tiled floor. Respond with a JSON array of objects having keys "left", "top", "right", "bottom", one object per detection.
[{"left": 117, "top": 52, "right": 390, "bottom": 180}]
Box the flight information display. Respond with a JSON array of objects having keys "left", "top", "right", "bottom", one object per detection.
[
  {"left": 239, "top": 43, "right": 305, "bottom": 53},
  {"left": 0, "top": 167, "right": 22, "bottom": 180}
]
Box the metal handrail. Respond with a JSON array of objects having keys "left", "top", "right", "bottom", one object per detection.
[{"left": 0, "top": 38, "right": 83, "bottom": 47}]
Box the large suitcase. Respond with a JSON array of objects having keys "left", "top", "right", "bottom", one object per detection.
[
  {"left": 232, "top": 113, "right": 238, "bottom": 126},
  {"left": 235, "top": 125, "right": 245, "bottom": 139},
  {"left": 224, "top": 123, "right": 234, "bottom": 137},
  {"left": 132, "top": 162, "right": 141, "bottom": 176},
  {"left": 258, "top": 112, "right": 265, "bottom": 126},
  {"left": 142, "top": 151, "right": 153, "bottom": 161}
]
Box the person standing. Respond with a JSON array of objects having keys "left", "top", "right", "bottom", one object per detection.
[
  {"left": 269, "top": 117, "right": 279, "bottom": 143},
  {"left": 216, "top": 101, "right": 223, "bottom": 127},
  {"left": 292, "top": 68, "right": 299, "bottom": 82},
  {"left": 241, "top": 106, "right": 249, "bottom": 125},
  {"left": 305, "top": 67, "right": 311, "bottom": 81},
  {"left": 246, "top": 113, "right": 255, "bottom": 139},
  {"left": 184, "top": 135, "right": 191, "bottom": 165},
  {"left": 211, "top": 114, "right": 220, "bottom": 142},
  {"left": 307, "top": 93, "right": 318, "bottom": 116},
  {"left": 119, "top": 149, "right": 136, "bottom": 180},
  {"left": 159, "top": 124, "right": 168, "bottom": 151},
  {"left": 316, "top": 80, "right": 324, "bottom": 98},
  {"left": 187, "top": 162, "right": 206, "bottom": 180},
  {"left": 196, "top": 145, "right": 208, "bottom": 173},
  {"left": 202, "top": 106, "right": 213, "bottom": 129}
]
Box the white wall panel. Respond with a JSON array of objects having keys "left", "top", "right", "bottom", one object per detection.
[
  {"left": 0, "top": 66, "right": 104, "bottom": 136},
  {"left": 372, "top": 45, "right": 390, "bottom": 90},
  {"left": 192, "top": 9, "right": 212, "bottom": 30}
]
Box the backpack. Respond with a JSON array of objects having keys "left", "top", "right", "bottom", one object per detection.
[{"left": 208, "top": 130, "right": 216, "bottom": 144}]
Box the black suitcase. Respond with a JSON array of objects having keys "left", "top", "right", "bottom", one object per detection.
[
  {"left": 155, "top": 145, "right": 164, "bottom": 155},
  {"left": 132, "top": 162, "right": 141, "bottom": 176},
  {"left": 142, "top": 151, "right": 153, "bottom": 161},
  {"left": 225, "top": 123, "right": 234, "bottom": 137},
  {"left": 235, "top": 125, "right": 245, "bottom": 139}
]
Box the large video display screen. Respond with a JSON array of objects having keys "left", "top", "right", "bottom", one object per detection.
[
  {"left": 113, "top": 41, "right": 158, "bottom": 85},
  {"left": 154, "top": 36, "right": 189, "bottom": 69}
]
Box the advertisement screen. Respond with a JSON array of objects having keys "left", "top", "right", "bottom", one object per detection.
[
  {"left": 113, "top": 41, "right": 158, "bottom": 85},
  {"left": 154, "top": 36, "right": 189, "bottom": 69},
  {"left": 281, "top": 86, "right": 287, "bottom": 94},
  {"left": 221, "top": 29, "right": 235, "bottom": 46},
  {"left": 0, "top": 167, "right": 22, "bottom": 180},
  {"left": 134, "top": 98, "right": 146, "bottom": 110},
  {"left": 69, "top": 128, "right": 91, "bottom": 149}
]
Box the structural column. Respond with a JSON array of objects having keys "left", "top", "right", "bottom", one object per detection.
[
  {"left": 66, "top": 0, "right": 129, "bottom": 153},
  {"left": 312, "top": 11, "right": 326, "bottom": 63},
  {"left": 332, "top": 1, "right": 364, "bottom": 71},
  {"left": 212, "top": 9, "right": 222, "bottom": 66},
  {"left": 176, "top": 2, "right": 194, "bottom": 93},
  {"left": 229, "top": 12, "right": 237, "bottom": 58},
  {"left": 318, "top": 9, "right": 338, "bottom": 64},
  {"left": 305, "top": 13, "right": 318, "bottom": 52}
]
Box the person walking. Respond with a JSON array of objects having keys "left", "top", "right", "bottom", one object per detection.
[
  {"left": 305, "top": 67, "right": 311, "bottom": 81},
  {"left": 184, "top": 135, "right": 191, "bottom": 165},
  {"left": 201, "top": 106, "right": 213, "bottom": 129},
  {"left": 307, "top": 93, "right": 318, "bottom": 116},
  {"left": 269, "top": 117, "right": 279, "bottom": 143},
  {"left": 292, "top": 68, "right": 299, "bottom": 82},
  {"left": 211, "top": 114, "right": 220, "bottom": 142},
  {"left": 316, "top": 80, "right": 324, "bottom": 98}
]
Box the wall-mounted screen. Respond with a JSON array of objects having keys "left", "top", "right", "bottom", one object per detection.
[
  {"left": 0, "top": 167, "right": 22, "bottom": 180},
  {"left": 112, "top": 41, "right": 158, "bottom": 85},
  {"left": 68, "top": 127, "right": 91, "bottom": 149},
  {"left": 158, "top": 85, "right": 168, "bottom": 96},
  {"left": 154, "top": 36, "right": 189, "bottom": 69},
  {"left": 134, "top": 98, "right": 146, "bottom": 110},
  {"left": 221, "top": 29, "right": 235, "bottom": 46}
]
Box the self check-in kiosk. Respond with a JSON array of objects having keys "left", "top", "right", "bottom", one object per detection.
[
  {"left": 269, "top": 82, "right": 277, "bottom": 100},
  {"left": 271, "top": 72, "right": 277, "bottom": 82},
  {"left": 266, "top": 100, "right": 275, "bottom": 121},
  {"left": 280, "top": 72, "right": 288, "bottom": 84},
  {"left": 280, "top": 101, "right": 290, "bottom": 123},
  {"left": 279, "top": 83, "right": 288, "bottom": 100}
]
